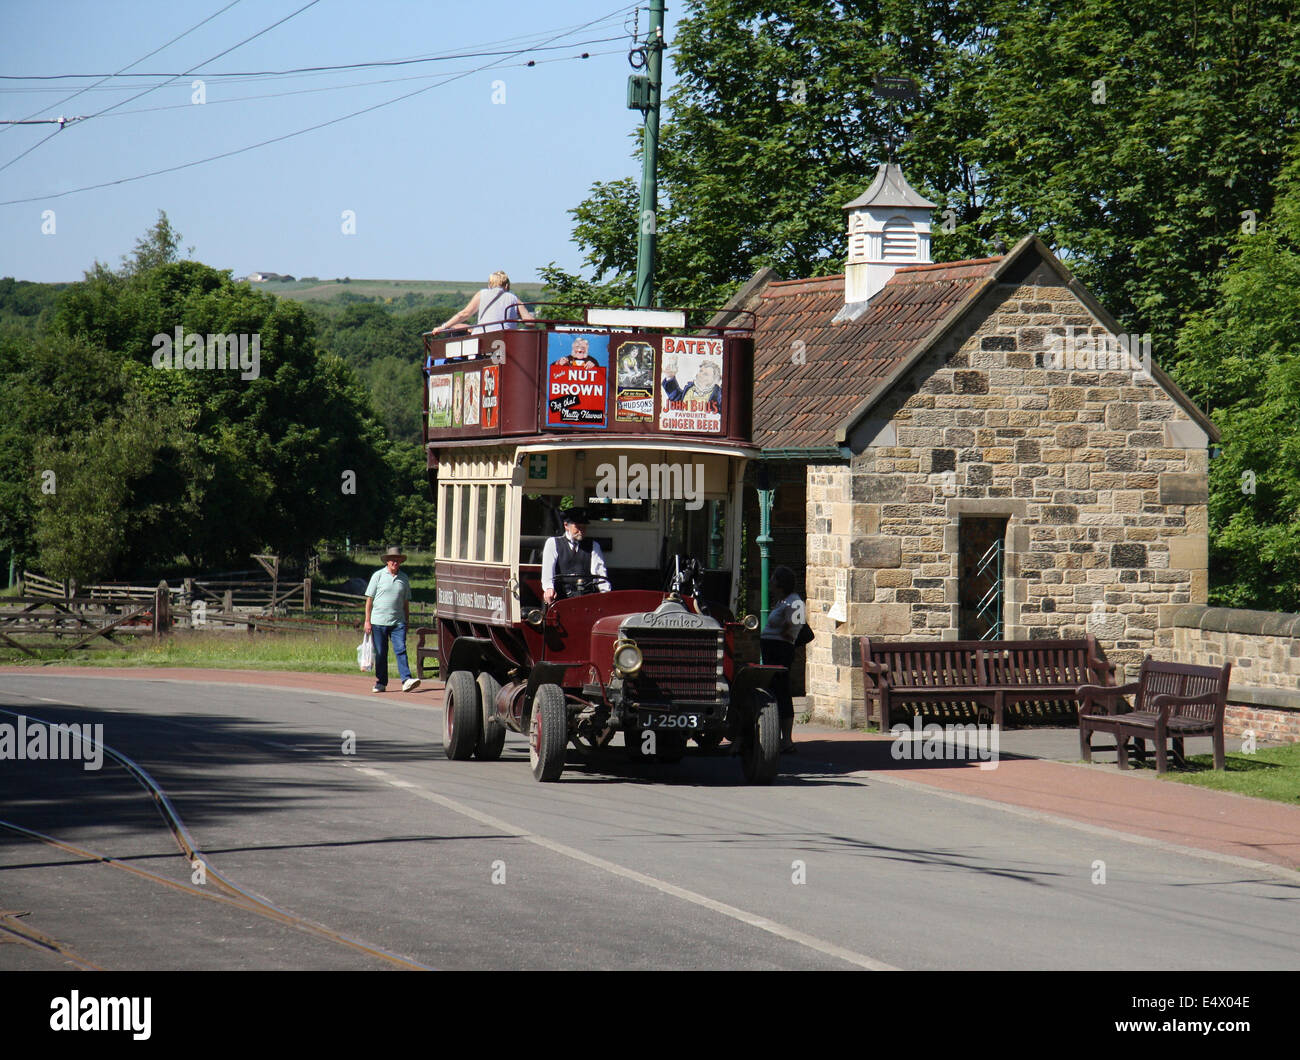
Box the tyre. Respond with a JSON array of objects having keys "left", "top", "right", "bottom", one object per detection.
[
  {"left": 655, "top": 732, "right": 687, "bottom": 764},
  {"left": 475, "top": 672, "right": 506, "bottom": 761},
  {"left": 442, "top": 670, "right": 480, "bottom": 761},
  {"left": 528, "top": 683, "right": 567, "bottom": 782},
  {"left": 741, "top": 690, "right": 781, "bottom": 784},
  {"left": 693, "top": 731, "right": 723, "bottom": 752}
]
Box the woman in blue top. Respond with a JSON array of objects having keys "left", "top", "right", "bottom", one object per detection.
[{"left": 761, "top": 565, "right": 805, "bottom": 753}]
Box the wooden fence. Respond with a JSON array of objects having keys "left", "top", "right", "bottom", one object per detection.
[
  {"left": 0, "top": 584, "right": 173, "bottom": 656},
  {"left": 13, "top": 571, "right": 435, "bottom": 640}
]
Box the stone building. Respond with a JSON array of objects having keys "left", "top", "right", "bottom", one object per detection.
[{"left": 727, "top": 164, "right": 1220, "bottom": 726}]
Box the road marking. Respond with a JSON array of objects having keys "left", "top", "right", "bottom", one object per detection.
[{"left": 378, "top": 774, "right": 898, "bottom": 971}]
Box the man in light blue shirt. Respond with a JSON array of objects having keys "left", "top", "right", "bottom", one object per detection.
[{"left": 364, "top": 546, "right": 419, "bottom": 693}]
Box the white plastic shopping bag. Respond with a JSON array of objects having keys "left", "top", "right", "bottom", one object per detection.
[{"left": 357, "top": 631, "right": 375, "bottom": 672}]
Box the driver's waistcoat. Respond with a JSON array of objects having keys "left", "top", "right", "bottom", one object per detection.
[{"left": 553, "top": 534, "right": 594, "bottom": 587}]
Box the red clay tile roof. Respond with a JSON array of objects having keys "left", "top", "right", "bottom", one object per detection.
[{"left": 752, "top": 258, "right": 1003, "bottom": 452}]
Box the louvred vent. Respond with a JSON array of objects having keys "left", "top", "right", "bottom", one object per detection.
[{"left": 882, "top": 218, "right": 917, "bottom": 260}]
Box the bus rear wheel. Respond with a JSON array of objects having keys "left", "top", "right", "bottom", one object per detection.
[
  {"left": 475, "top": 672, "right": 506, "bottom": 761},
  {"left": 442, "top": 670, "right": 479, "bottom": 760}
]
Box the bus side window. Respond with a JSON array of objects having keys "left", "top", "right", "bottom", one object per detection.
[
  {"left": 474, "top": 484, "right": 488, "bottom": 561},
  {"left": 440, "top": 483, "right": 454, "bottom": 558},
  {"left": 458, "top": 484, "right": 471, "bottom": 560},
  {"left": 492, "top": 485, "right": 506, "bottom": 564}
]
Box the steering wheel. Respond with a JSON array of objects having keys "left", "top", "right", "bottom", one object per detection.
[
  {"left": 664, "top": 555, "right": 703, "bottom": 596},
  {"left": 550, "top": 573, "right": 612, "bottom": 600}
]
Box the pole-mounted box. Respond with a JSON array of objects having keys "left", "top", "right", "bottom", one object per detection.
[{"left": 627, "top": 74, "right": 652, "bottom": 112}]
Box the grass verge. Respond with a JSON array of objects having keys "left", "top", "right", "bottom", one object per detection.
[
  {"left": 0, "top": 628, "right": 439, "bottom": 676},
  {"left": 1164, "top": 742, "right": 1300, "bottom": 805}
]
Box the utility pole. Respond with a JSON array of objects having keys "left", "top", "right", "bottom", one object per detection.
[
  {"left": 629, "top": 0, "right": 666, "bottom": 308},
  {"left": 756, "top": 466, "right": 774, "bottom": 628}
]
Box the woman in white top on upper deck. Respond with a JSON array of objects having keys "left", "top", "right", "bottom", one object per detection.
[{"left": 438, "top": 270, "right": 535, "bottom": 336}]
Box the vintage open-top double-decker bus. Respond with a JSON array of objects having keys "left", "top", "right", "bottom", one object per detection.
[{"left": 424, "top": 305, "right": 783, "bottom": 782}]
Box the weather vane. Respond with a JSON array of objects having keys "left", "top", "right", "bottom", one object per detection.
[{"left": 872, "top": 75, "right": 921, "bottom": 162}]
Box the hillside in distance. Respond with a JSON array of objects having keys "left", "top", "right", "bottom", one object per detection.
[{"left": 251, "top": 277, "right": 547, "bottom": 306}]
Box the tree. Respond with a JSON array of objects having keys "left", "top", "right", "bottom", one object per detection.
[
  {"left": 32, "top": 394, "right": 196, "bottom": 583},
  {"left": 1175, "top": 135, "right": 1300, "bottom": 611},
  {"left": 124, "top": 209, "right": 187, "bottom": 275},
  {"left": 2, "top": 219, "right": 397, "bottom": 575},
  {"left": 362, "top": 355, "right": 425, "bottom": 443},
  {"left": 547, "top": 0, "right": 1300, "bottom": 361},
  {"left": 381, "top": 441, "right": 437, "bottom": 549},
  {"left": 0, "top": 332, "right": 141, "bottom": 572}
]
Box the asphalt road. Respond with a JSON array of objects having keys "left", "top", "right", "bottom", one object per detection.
[{"left": 2, "top": 673, "right": 1298, "bottom": 971}]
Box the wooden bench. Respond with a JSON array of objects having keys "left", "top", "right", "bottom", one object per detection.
[
  {"left": 860, "top": 636, "right": 1115, "bottom": 730},
  {"left": 1078, "top": 658, "right": 1231, "bottom": 773},
  {"left": 414, "top": 627, "right": 439, "bottom": 681}
]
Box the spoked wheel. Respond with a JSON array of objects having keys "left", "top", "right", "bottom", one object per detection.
[
  {"left": 474, "top": 672, "right": 506, "bottom": 761},
  {"left": 442, "top": 670, "right": 480, "bottom": 760},
  {"left": 528, "top": 683, "right": 568, "bottom": 782},
  {"left": 741, "top": 690, "right": 781, "bottom": 784}
]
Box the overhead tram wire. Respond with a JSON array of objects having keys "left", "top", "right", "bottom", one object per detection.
[
  {"left": 0, "top": 0, "right": 322, "bottom": 176},
  {"left": 0, "top": 5, "right": 634, "bottom": 87},
  {"left": 0, "top": 33, "right": 632, "bottom": 84},
  {"left": 0, "top": 2, "right": 641, "bottom": 208},
  {"left": 60, "top": 48, "right": 626, "bottom": 122},
  {"left": 83, "top": 0, "right": 324, "bottom": 120},
  {"left": 0, "top": 0, "right": 244, "bottom": 132},
  {"left": 0, "top": 35, "right": 629, "bottom": 95}
]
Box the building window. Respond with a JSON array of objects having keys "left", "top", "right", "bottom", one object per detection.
[{"left": 959, "top": 516, "right": 1008, "bottom": 640}]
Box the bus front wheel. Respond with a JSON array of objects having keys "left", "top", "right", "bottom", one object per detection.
[{"left": 529, "top": 684, "right": 567, "bottom": 782}]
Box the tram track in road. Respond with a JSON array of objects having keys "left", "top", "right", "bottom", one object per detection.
[
  {"left": 0, "top": 701, "right": 433, "bottom": 971},
  {"left": 0, "top": 908, "right": 103, "bottom": 971},
  {"left": 8, "top": 675, "right": 1299, "bottom": 969},
  {"left": 5, "top": 681, "right": 898, "bottom": 970}
]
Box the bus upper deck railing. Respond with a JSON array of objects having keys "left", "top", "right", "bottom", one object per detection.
[{"left": 423, "top": 303, "right": 754, "bottom": 361}]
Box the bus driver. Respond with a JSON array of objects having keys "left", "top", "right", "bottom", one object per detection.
[{"left": 541, "top": 507, "right": 611, "bottom": 604}]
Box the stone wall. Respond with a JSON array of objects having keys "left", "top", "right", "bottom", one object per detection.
[
  {"left": 805, "top": 464, "right": 857, "bottom": 714},
  {"left": 807, "top": 275, "right": 1212, "bottom": 726},
  {"left": 1166, "top": 606, "right": 1300, "bottom": 743}
]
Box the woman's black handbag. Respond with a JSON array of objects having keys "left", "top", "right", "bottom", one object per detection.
[{"left": 795, "top": 622, "right": 815, "bottom": 647}]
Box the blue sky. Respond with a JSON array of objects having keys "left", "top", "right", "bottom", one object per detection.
[{"left": 0, "top": 1, "right": 679, "bottom": 283}]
